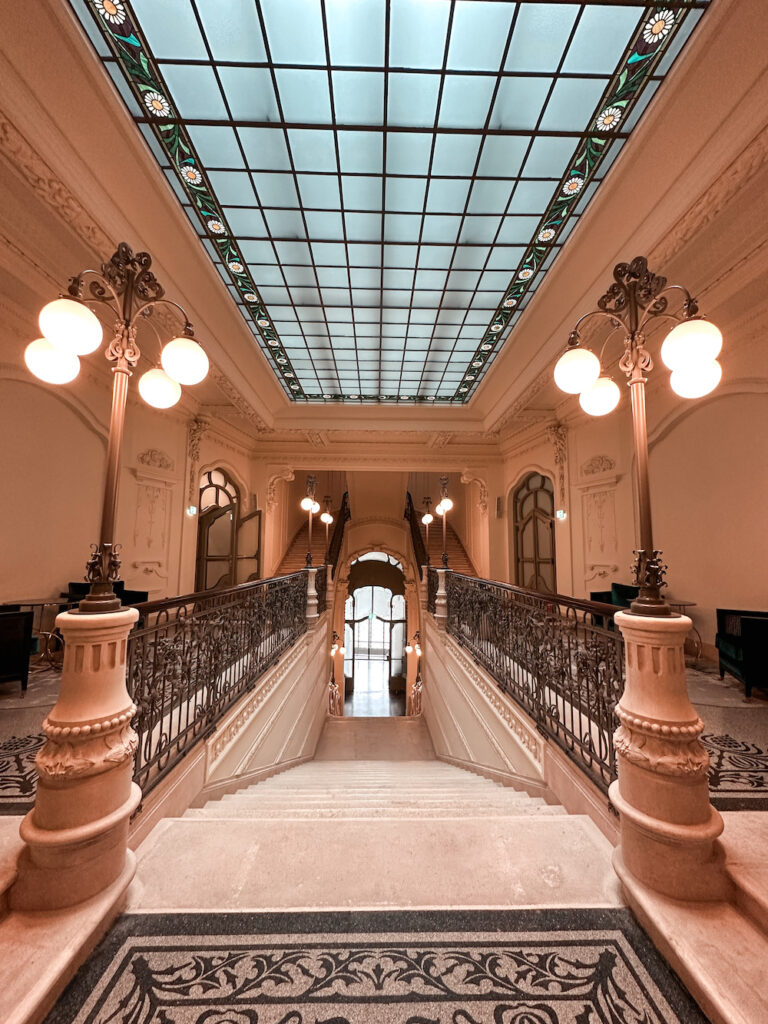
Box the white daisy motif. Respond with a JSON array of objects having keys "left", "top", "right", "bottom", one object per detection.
[
  {"left": 595, "top": 106, "right": 623, "bottom": 132},
  {"left": 244, "top": 292, "right": 257, "bottom": 302},
  {"left": 481, "top": 343, "right": 491, "bottom": 351},
  {"left": 207, "top": 219, "right": 225, "bottom": 234},
  {"left": 465, "top": 374, "right": 475, "bottom": 381},
  {"left": 94, "top": 0, "right": 126, "bottom": 25},
  {"left": 562, "top": 176, "right": 584, "bottom": 197},
  {"left": 181, "top": 166, "right": 202, "bottom": 186},
  {"left": 427, "top": 396, "right": 435, "bottom": 401},
  {"left": 503, "top": 297, "right": 517, "bottom": 308},
  {"left": 285, "top": 371, "right": 294, "bottom": 377},
  {"left": 348, "top": 394, "right": 358, "bottom": 399},
  {"left": 290, "top": 384, "right": 300, "bottom": 390},
  {"left": 258, "top": 318, "right": 270, "bottom": 327},
  {"left": 643, "top": 9, "right": 675, "bottom": 45},
  {"left": 228, "top": 260, "right": 244, "bottom": 273},
  {"left": 459, "top": 386, "right": 468, "bottom": 393},
  {"left": 537, "top": 228, "right": 556, "bottom": 242},
  {"left": 518, "top": 268, "right": 533, "bottom": 281},
  {"left": 491, "top": 323, "right": 503, "bottom": 332},
  {"left": 143, "top": 90, "right": 170, "bottom": 118},
  {"left": 276, "top": 356, "right": 287, "bottom": 364},
  {"left": 472, "top": 360, "right": 482, "bottom": 367},
  {"left": 267, "top": 338, "right": 278, "bottom": 347},
  {"left": 323, "top": 394, "right": 333, "bottom": 399}
]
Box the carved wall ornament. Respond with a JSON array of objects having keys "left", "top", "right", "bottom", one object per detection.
[
  {"left": 186, "top": 416, "right": 209, "bottom": 504},
  {"left": 137, "top": 448, "right": 174, "bottom": 471},
  {"left": 266, "top": 466, "right": 295, "bottom": 511},
  {"left": 581, "top": 454, "right": 616, "bottom": 477},
  {"left": 545, "top": 422, "right": 568, "bottom": 507},
  {"left": 460, "top": 471, "right": 489, "bottom": 516},
  {"left": 210, "top": 368, "right": 269, "bottom": 433}
]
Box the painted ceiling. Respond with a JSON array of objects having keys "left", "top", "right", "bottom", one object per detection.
[{"left": 72, "top": 0, "right": 708, "bottom": 404}]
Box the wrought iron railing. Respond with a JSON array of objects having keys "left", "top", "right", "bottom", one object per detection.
[
  {"left": 427, "top": 566, "right": 439, "bottom": 614},
  {"left": 127, "top": 571, "right": 307, "bottom": 796},
  {"left": 315, "top": 565, "right": 328, "bottom": 616},
  {"left": 328, "top": 491, "right": 351, "bottom": 578},
  {"left": 404, "top": 491, "right": 428, "bottom": 579},
  {"left": 443, "top": 572, "right": 623, "bottom": 794}
]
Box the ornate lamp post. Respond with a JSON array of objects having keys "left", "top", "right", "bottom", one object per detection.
[
  {"left": 435, "top": 476, "right": 453, "bottom": 568},
  {"left": 300, "top": 474, "right": 320, "bottom": 566},
  {"left": 421, "top": 498, "right": 433, "bottom": 565},
  {"left": 554, "top": 256, "right": 722, "bottom": 616},
  {"left": 320, "top": 496, "right": 334, "bottom": 562},
  {"left": 24, "top": 242, "right": 209, "bottom": 613}
]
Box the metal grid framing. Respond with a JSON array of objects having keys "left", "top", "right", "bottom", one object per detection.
[{"left": 72, "top": 0, "right": 709, "bottom": 404}]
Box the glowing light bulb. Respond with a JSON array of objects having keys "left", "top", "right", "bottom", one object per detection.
[
  {"left": 320, "top": 511, "right": 334, "bottom": 525},
  {"left": 579, "top": 376, "right": 621, "bottom": 417},
  {"left": 138, "top": 368, "right": 182, "bottom": 408},
  {"left": 421, "top": 512, "right": 433, "bottom": 526},
  {"left": 440, "top": 496, "right": 453, "bottom": 512},
  {"left": 161, "top": 336, "right": 209, "bottom": 385},
  {"left": 339, "top": 646, "right": 345, "bottom": 655},
  {"left": 661, "top": 319, "right": 722, "bottom": 372},
  {"left": 670, "top": 359, "right": 722, "bottom": 399},
  {"left": 39, "top": 298, "right": 102, "bottom": 355},
  {"left": 311, "top": 501, "right": 320, "bottom": 514},
  {"left": 554, "top": 347, "right": 601, "bottom": 394},
  {"left": 405, "top": 643, "right": 413, "bottom": 654},
  {"left": 300, "top": 496, "right": 314, "bottom": 511},
  {"left": 24, "top": 338, "right": 80, "bottom": 384}
]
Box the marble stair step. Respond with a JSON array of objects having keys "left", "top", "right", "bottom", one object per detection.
[
  {"left": 132, "top": 814, "right": 621, "bottom": 911},
  {"left": 184, "top": 803, "right": 565, "bottom": 820},
  {"left": 217, "top": 791, "right": 534, "bottom": 805},
  {"left": 720, "top": 812, "right": 768, "bottom": 937}
]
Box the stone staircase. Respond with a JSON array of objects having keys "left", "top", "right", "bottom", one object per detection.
[
  {"left": 424, "top": 521, "right": 475, "bottom": 575},
  {"left": 130, "top": 717, "right": 622, "bottom": 911},
  {"left": 276, "top": 521, "right": 329, "bottom": 574}
]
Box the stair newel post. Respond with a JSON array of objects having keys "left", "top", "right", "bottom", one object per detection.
[
  {"left": 434, "top": 569, "right": 448, "bottom": 630},
  {"left": 609, "top": 611, "right": 727, "bottom": 901},
  {"left": 306, "top": 567, "right": 319, "bottom": 622},
  {"left": 11, "top": 607, "right": 141, "bottom": 910}
]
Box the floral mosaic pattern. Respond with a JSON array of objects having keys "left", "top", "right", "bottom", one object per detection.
[
  {"left": 47, "top": 913, "right": 706, "bottom": 1024},
  {"left": 77, "top": 1, "right": 707, "bottom": 404},
  {"left": 0, "top": 733, "right": 44, "bottom": 812}
]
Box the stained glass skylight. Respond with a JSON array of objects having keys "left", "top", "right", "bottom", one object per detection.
[{"left": 72, "top": 0, "right": 709, "bottom": 403}]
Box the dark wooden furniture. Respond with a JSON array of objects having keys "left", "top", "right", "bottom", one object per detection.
[
  {"left": 716, "top": 609, "right": 768, "bottom": 698},
  {"left": 0, "top": 610, "right": 34, "bottom": 691}
]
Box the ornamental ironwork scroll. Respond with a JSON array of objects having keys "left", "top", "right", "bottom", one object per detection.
[
  {"left": 427, "top": 567, "right": 439, "bottom": 615},
  {"left": 315, "top": 566, "right": 328, "bottom": 617},
  {"left": 444, "top": 573, "right": 624, "bottom": 794},
  {"left": 127, "top": 571, "right": 307, "bottom": 796},
  {"left": 404, "top": 492, "right": 428, "bottom": 580}
]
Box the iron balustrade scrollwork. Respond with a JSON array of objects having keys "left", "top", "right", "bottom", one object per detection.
[
  {"left": 404, "top": 491, "right": 428, "bottom": 579},
  {"left": 127, "top": 571, "right": 307, "bottom": 796},
  {"left": 427, "top": 567, "right": 439, "bottom": 615},
  {"left": 327, "top": 492, "right": 351, "bottom": 578},
  {"left": 444, "top": 572, "right": 624, "bottom": 794}
]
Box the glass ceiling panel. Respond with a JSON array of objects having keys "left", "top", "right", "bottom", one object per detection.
[{"left": 73, "top": 0, "right": 709, "bottom": 404}]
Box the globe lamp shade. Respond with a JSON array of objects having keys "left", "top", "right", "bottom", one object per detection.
[
  {"left": 435, "top": 501, "right": 445, "bottom": 516},
  {"left": 421, "top": 512, "right": 433, "bottom": 526},
  {"left": 440, "top": 496, "right": 453, "bottom": 512},
  {"left": 670, "top": 359, "right": 722, "bottom": 399},
  {"left": 300, "top": 496, "right": 314, "bottom": 511},
  {"left": 39, "top": 298, "right": 103, "bottom": 355},
  {"left": 554, "top": 347, "right": 601, "bottom": 394},
  {"left": 661, "top": 319, "right": 722, "bottom": 372},
  {"left": 579, "top": 377, "right": 621, "bottom": 417},
  {"left": 311, "top": 501, "right": 321, "bottom": 514},
  {"left": 161, "top": 337, "right": 209, "bottom": 385},
  {"left": 405, "top": 643, "right": 413, "bottom": 654},
  {"left": 138, "top": 368, "right": 182, "bottom": 409},
  {"left": 320, "top": 511, "right": 334, "bottom": 525},
  {"left": 25, "top": 338, "right": 80, "bottom": 384}
]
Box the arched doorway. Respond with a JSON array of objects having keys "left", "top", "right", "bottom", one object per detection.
[
  {"left": 344, "top": 552, "right": 407, "bottom": 717},
  {"left": 510, "top": 472, "right": 557, "bottom": 593},
  {"left": 195, "top": 469, "right": 262, "bottom": 590}
]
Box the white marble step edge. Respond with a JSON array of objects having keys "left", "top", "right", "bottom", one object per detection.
[{"left": 183, "top": 804, "right": 567, "bottom": 820}]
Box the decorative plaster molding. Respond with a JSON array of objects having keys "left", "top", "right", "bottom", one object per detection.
[
  {"left": 651, "top": 122, "right": 768, "bottom": 268},
  {"left": 266, "top": 466, "right": 295, "bottom": 510},
  {"left": 210, "top": 367, "right": 269, "bottom": 433},
  {"left": 137, "top": 448, "right": 174, "bottom": 471},
  {"left": 429, "top": 432, "right": 453, "bottom": 448},
  {"left": 492, "top": 368, "right": 551, "bottom": 435},
  {"left": 581, "top": 454, "right": 615, "bottom": 477},
  {"left": 306, "top": 430, "right": 328, "bottom": 448},
  {"left": 0, "top": 113, "right": 114, "bottom": 256},
  {"left": 585, "top": 563, "right": 620, "bottom": 585}
]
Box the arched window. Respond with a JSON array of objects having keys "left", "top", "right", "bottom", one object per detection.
[
  {"left": 512, "top": 473, "right": 556, "bottom": 593},
  {"left": 195, "top": 469, "right": 261, "bottom": 590}
]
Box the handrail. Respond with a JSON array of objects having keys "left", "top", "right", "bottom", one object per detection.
[
  {"left": 127, "top": 570, "right": 308, "bottom": 797},
  {"left": 404, "top": 491, "right": 428, "bottom": 579},
  {"left": 328, "top": 491, "right": 351, "bottom": 578},
  {"left": 440, "top": 570, "right": 624, "bottom": 795}
]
